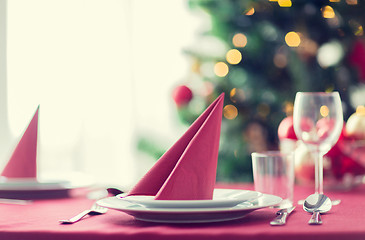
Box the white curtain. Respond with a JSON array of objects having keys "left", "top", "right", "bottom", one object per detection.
[{"left": 0, "top": 0, "right": 201, "bottom": 188}]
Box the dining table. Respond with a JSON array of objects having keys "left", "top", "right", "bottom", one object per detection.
[{"left": 0, "top": 183, "right": 364, "bottom": 240}]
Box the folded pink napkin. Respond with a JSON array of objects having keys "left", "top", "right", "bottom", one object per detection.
[
  {"left": 128, "top": 93, "right": 224, "bottom": 200},
  {"left": 1, "top": 107, "right": 39, "bottom": 179}
]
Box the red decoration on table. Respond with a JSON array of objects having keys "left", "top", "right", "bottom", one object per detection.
[
  {"left": 128, "top": 93, "right": 224, "bottom": 200},
  {"left": 1, "top": 107, "right": 39, "bottom": 179},
  {"left": 316, "top": 118, "right": 336, "bottom": 141},
  {"left": 278, "top": 116, "right": 297, "bottom": 140},
  {"left": 172, "top": 85, "right": 193, "bottom": 107},
  {"left": 348, "top": 40, "right": 365, "bottom": 82},
  {"left": 278, "top": 114, "right": 365, "bottom": 187}
]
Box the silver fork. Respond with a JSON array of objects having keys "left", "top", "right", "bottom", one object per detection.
[{"left": 59, "top": 203, "right": 108, "bottom": 224}]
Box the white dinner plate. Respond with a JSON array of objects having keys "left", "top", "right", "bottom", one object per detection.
[
  {"left": 97, "top": 193, "right": 282, "bottom": 223},
  {"left": 0, "top": 175, "right": 93, "bottom": 199},
  {"left": 0, "top": 178, "right": 70, "bottom": 190},
  {"left": 119, "top": 189, "right": 262, "bottom": 208}
]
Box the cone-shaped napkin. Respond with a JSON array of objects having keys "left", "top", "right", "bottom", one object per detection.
[
  {"left": 128, "top": 93, "right": 224, "bottom": 200},
  {"left": 1, "top": 107, "right": 39, "bottom": 179}
]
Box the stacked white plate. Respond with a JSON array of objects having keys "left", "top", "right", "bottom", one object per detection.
[
  {"left": 0, "top": 174, "right": 93, "bottom": 199},
  {"left": 96, "top": 189, "right": 282, "bottom": 223}
]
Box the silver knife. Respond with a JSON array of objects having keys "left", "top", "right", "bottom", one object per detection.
[{"left": 270, "top": 206, "right": 296, "bottom": 226}]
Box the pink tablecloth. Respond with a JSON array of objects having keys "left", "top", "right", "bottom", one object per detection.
[{"left": 0, "top": 183, "right": 364, "bottom": 240}]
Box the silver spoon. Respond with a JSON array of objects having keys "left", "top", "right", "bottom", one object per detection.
[
  {"left": 303, "top": 193, "right": 332, "bottom": 225},
  {"left": 298, "top": 198, "right": 341, "bottom": 206}
]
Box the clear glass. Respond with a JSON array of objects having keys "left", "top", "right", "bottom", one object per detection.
[
  {"left": 252, "top": 151, "right": 294, "bottom": 208},
  {"left": 293, "top": 92, "right": 343, "bottom": 194}
]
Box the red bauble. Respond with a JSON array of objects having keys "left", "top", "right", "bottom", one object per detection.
[
  {"left": 348, "top": 40, "right": 365, "bottom": 82},
  {"left": 172, "top": 85, "right": 193, "bottom": 107},
  {"left": 316, "top": 118, "right": 339, "bottom": 141},
  {"left": 325, "top": 130, "right": 345, "bottom": 159},
  {"left": 326, "top": 125, "right": 365, "bottom": 179},
  {"left": 278, "top": 116, "right": 297, "bottom": 140}
]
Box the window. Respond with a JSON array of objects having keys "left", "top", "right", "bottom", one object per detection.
[{"left": 1, "top": 0, "right": 200, "bottom": 188}]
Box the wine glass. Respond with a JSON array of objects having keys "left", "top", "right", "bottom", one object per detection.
[{"left": 293, "top": 92, "right": 343, "bottom": 194}]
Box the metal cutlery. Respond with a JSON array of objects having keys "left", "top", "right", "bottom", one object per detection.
[
  {"left": 59, "top": 203, "right": 108, "bottom": 224},
  {"left": 60, "top": 187, "right": 124, "bottom": 224},
  {"left": 270, "top": 206, "right": 296, "bottom": 226},
  {"left": 298, "top": 198, "right": 340, "bottom": 206},
  {"left": 303, "top": 193, "right": 332, "bottom": 225}
]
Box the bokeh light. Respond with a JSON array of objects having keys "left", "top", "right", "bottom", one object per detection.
[
  {"left": 356, "top": 105, "right": 365, "bottom": 115},
  {"left": 320, "top": 105, "right": 330, "bottom": 117},
  {"left": 322, "top": 6, "right": 335, "bottom": 18},
  {"left": 285, "top": 32, "right": 301, "bottom": 47},
  {"left": 317, "top": 41, "right": 344, "bottom": 68},
  {"left": 245, "top": 8, "right": 255, "bottom": 16},
  {"left": 278, "top": 0, "right": 292, "bottom": 7},
  {"left": 224, "top": 104, "right": 238, "bottom": 120},
  {"left": 232, "top": 33, "right": 248, "bottom": 48},
  {"left": 230, "top": 88, "right": 237, "bottom": 102},
  {"left": 226, "top": 49, "right": 242, "bottom": 65},
  {"left": 346, "top": 0, "right": 358, "bottom": 5},
  {"left": 283, "top": 101, "right": 294, "bottom": 116},
  {"left": 230, "top": 88, "right": 245, "bottom": 103},
  {"left": 273, "top": 53, "right": 287, "bottom": 68},
  {"left": 214, "top": 62, "right": 229, "bottom": 77},
  {"left": 355, "top": 26, "right": 364, "bottom": 36},
  {"left": 349, "top": 20, "right": 364, "bottom": 36}
]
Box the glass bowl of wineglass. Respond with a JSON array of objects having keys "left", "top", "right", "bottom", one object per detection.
[{"left": 293, "top": 92, "right": 343, "bottom": 194}]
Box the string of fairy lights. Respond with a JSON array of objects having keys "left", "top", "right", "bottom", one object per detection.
[{"left": 212, "top": 0, "right": 364, "bottom": 121}]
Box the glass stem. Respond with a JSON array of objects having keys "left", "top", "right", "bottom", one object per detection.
[{"left": 313, "top": 146, "right": 324, "bottom": 194}]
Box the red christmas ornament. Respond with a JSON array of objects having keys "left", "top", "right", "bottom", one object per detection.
[
  {"left": 326, "top": 125, "right": 365, "bottom": 180},
  {"left": 348, "top": 40, "right": 365, "bottom": 83},
  {"left": 278, "top": 116, "right": 297, "bottom": 140},
  {"left": 172, "top": 85, "right": 193, "bottom": 107},
  {"left": 287, "top": 118, "right": 365, "bottom": 187},
  {"left": 316, "top": 118, "right": 338, "bottom": 141}
]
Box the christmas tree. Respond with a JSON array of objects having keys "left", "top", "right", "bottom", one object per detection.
[{"left": 142, "top": 0, "right": 365, "bottom": 182}]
